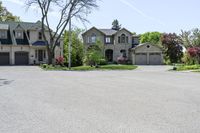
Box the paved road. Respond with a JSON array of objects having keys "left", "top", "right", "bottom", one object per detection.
[{"left": 0, "top": 66, "right": 200, "bottom": 133}]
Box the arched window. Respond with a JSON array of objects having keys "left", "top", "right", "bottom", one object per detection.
[
  {"left": 91, "top": 33, "right": 96, "bottom": 43},
  {"left": 121, "top": 34, "right": 126, "bottom": 43}
]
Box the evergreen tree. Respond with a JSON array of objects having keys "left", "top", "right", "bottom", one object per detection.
[{"left": 112, "top": 19, "right": 121, "bottom": 30}]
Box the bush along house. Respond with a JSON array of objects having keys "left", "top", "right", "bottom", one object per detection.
[
  {"left": 0, "top": 21, "right": 63, "bottom": 65},
  {"left": 82, "top": 27, "right": 164, "bottom": 65}
]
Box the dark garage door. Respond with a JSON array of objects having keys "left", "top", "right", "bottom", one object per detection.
[
  {"left": 15, "top": 52, "right": 29, "bottom": 65},
  {"left": 0, "top": 52, "right": 10, "bottom": 65}
]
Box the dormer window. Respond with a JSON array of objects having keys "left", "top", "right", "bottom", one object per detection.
[
  {"left": 0, "top": 30, "right": 7, "bottom": 39},
  {"left": 38, "top": 31, "right": 43, "bottom": 40},
  {"left": 15, "top": 31, "right": 23, "bottom": 39},
  {"left": 91, "top": 33, "right": 96, "bottom": 43}
]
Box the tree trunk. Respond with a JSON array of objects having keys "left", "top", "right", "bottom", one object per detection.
[{"left": 47, "top": 48, "right": 55, "bottom": 65}]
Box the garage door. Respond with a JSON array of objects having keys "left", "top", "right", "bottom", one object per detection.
[
  {"left": 15, "top": 52, "right": 29, "bottom": 65},
  {"left": 149, "top": 53, "right": 162, "bottom": 65},
  {"left": 135, "top": 53, "right": 147, "bottom": 65},
  {"left": 0, "top": 52, "right": 10, "bottom": 65}
]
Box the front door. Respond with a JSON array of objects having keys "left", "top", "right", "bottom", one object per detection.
[{"left": 38, "top": 50, "right": 43, "bottom": 61}]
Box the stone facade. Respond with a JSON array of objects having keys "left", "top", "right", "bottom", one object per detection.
[{"left": 82, "top": 27, "right": 139, "bottom": 63}]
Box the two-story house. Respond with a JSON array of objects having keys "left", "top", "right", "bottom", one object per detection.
[
  {"left": 0, "top": 21, "right": 63, "bottom": 65},
  {"left": 82, "top": 27, "right": 164, "bottom": 65}
]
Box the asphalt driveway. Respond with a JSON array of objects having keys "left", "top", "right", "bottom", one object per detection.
[{"left": 0, "top": 66, "right": 200, "bottom": 133}]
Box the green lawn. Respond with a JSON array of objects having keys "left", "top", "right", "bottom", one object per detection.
[
  {"left": 41, "top": 64, "right": 138, "bottom": 71},
  {"left": 175, "top": 64, "right": 200, "bottom": 71}
]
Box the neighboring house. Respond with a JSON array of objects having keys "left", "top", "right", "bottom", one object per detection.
[
  {"left": 0, "top": 21, "right": 63, "bottom": 65},
  {"left": 82, "top": 27, "right": 163, "bottom": 65}
]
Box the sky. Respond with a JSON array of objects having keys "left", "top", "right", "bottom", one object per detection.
[{"left": 1, "top": 0, "right": 200, "bottom": 34}]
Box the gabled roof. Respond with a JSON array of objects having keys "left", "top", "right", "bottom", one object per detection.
[
  {"left": 82, "top": 27, "right": 134, "bottom": 36},
  {"left": 98, "top": 29, "right": 117, "bottom": 36},
  {"left": 0, "top": 21, "right": 48, "bottom": 31},
  {"left": 0, "top": 24, "right": 9, "bottom": 30},
  {"left": 116, "top": 28, "right": 133, "bottom": 35},
  {"left": 132, "top": 43, "right": 163, "bottom": 51}
]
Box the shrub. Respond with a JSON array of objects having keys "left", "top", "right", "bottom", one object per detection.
[
  {"left": 182, "top": 53, "right": 197, "bottom": 65},
  {"left": 56, "top": 56, "right": 64, "bottom": 66},
  {"left": 99, "top": 59, "right": 108, "bottom": 65},
  {"left": 187, "top": 47, "right": 200, "bottom": 64},
  {"left": 117, "top": 56, "right": 128, "bottom": 64},
  {"left": 40, "top": 64, "right": 48, "bottom": 68}
]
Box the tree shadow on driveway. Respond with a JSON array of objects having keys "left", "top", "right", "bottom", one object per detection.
[{"left": 0, "top": 79, "right": 14, "bottom": 87}]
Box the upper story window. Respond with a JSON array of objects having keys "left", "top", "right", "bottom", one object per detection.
[
  {"left": 121, "top": 34, "right": 126, "bottom": 43},
  {"left": 38, "top": 31, "right": 43, "bottom": 40},
  {"left": 15, "top": 31, "right": 23, "bottom": 39},
  {"left": 106, "top": 37, "right": 111, "bottom": 43},
  {"left": 91, "top": 33, "right": 96, "bottom": 43},
  {"left": 0, "top": 30, "right": 7, "bottom": 39},
  {"left": 87, "top": 36, "right": 90, "bottom": 43},
  {"left": 118, "top": 36, "right": 121, "bottom": 43},
  {"left": 118, "top": 34, "right": 129, "bottom": 44},
  {"left": 126, "top": 36, "right": 129, "bottom": 43}
]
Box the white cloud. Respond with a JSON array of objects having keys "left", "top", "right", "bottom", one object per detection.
[{"left": 119, "top": 0, "right": 166, "bottom": 26}]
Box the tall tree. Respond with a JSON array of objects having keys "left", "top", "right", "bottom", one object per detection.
[
  {"left": 64, "top": 28, "right": 84, "bottom": 67},
  {"left": 0, "top": 1, "right": 20, "bottom": 21},
  {"left": 140, "top": 32, "right": 162, "bottom": 46},
  {"left": 84, "top": 40, "right": 104, "bottom": 67},
  {"left": 112, "top": 19, "right": 121, "bottom": 30},
  {"left": 26, "top": 0, "right": 98, "bottom": 64},
  {"left": 180, "top": 28, "right": 200, "bottom": 48},
  {"left": 161, "top": 33, "right": 183, "bottom": 63}
]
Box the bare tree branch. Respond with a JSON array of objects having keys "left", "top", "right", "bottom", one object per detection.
[{"left": 26, "top": 0, "right": 99, "bottom": 64}]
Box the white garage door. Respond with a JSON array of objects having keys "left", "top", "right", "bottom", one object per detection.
[
  {"left": 149, "top": 53, "right": 162, "bottom": 65},
  {"left": 135, "top": 53, "right": 147, "bottom": 65}
]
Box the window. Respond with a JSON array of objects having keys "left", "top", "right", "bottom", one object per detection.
[
  {"left": 121, "top": 34, "right": 126, "bottom": 43},
  {"left": 91, "top": 34, "right": 96, "bottom": 43},
  {"left": 120, "top": 50, "right": 126, "bottom": 57},
  {"left": 106, "top": 37, "right": 111, "bottom": 43},
  {"left": 0, "top": 30, "right": 7, "bottom": 39},
  {"left": 118, "top": 36, "right": 121, "bottom": 43},
  {"left": 15, "top": 31, "right": 23, "bottom": 39},
  {"left": 126, "top": 36, "right": 128, "bottom": 43},
  {"left": 87, "top": 36, "right": 90, "bottom": 43},
  {"left": 38, "top": 32, "right": 43, "bottom": 40}
]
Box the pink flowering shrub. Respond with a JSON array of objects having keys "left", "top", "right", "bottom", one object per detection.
[
  {"left": 56, "top": 56, "right": 64, "bottom": 66},
  {"left": 187, "top": 47, "right": 200, "bottom": 57},
  {"left": 117, "top": 56, "right": 128, "bottom": 64},
  {"left": 186, "top": 47, "right": 200, "bottom": 64}
]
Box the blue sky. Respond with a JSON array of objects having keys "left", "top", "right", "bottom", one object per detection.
[{"left": 1, "top": 0, "right": 200, "bottom": 34}]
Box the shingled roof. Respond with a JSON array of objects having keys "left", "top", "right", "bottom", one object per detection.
[
  {"left": 98, "top": 29, "right": 117, "bottom": 36},
  {"left": 0, "top": 21, "right": 48, "bottom": 31}
]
